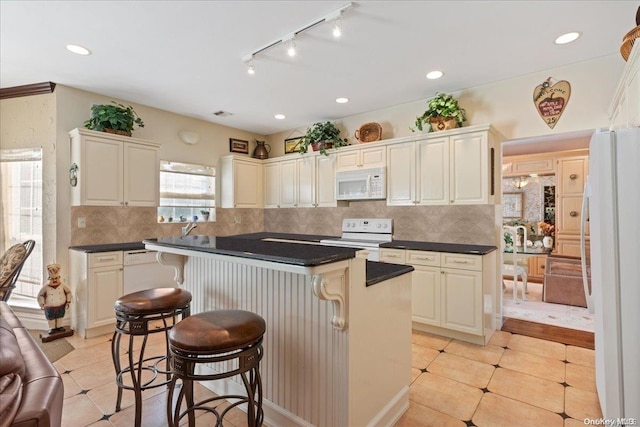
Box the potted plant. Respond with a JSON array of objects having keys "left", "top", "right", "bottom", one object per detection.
[
  {"left": 298, "top": 121, "right": 348, "bottom": 155},
  {"left": 84, "top": 101, "right": 145, "bottom": 136},
  {"left": 413, "top": 92, "right": 467, "bottom": 132}
]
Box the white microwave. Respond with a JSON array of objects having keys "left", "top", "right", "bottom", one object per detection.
[{"left": 335, "top": 167, "right": 386, "bottom": 200}]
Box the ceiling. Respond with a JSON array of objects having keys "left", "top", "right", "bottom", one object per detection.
[{"left": 1, "top": 1, "right": 637, "bottom": 136}]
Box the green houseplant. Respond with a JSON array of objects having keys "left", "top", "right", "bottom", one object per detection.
[
  {"left": 84, "top": 102, "right": 145, "bottom": 136},
  {"left": 298, "top": 121, "right": 348, "bottom": 155},
  {"left": 413, "top": 92, "right": 467, "bottom": 132}
]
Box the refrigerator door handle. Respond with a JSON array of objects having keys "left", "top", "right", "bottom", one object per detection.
[{"left": 581, "top": 179, "right": 594, "bottom": 313}]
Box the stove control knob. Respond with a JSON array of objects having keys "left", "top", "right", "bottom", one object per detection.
[
  {"left": 382, "top": 223, "right": 388, "bottom": 229},
  {"left": 377, "top": 223, "right": 382, "bottom": 229}
]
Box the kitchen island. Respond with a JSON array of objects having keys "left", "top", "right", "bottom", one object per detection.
[{"left": 144, "top": 235, "right": 414, "bottom": 427}]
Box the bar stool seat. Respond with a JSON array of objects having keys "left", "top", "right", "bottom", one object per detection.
[
  {"left": 167, "top": 309, "right": 266, "bottom": 427},
  {"left": 112, "top": 288, "right": 191, "bottom": 427}
]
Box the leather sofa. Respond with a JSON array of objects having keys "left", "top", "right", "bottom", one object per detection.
[{"left": 0, "top": 302, "right": 63, "bottom": 427}]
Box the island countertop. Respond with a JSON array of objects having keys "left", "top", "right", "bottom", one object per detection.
[
  {"left": 380, "top": 240, "right": 497, "bottom": 255},
  {"left": 144, "top": 235, "right": 358, "bottom": 267}
]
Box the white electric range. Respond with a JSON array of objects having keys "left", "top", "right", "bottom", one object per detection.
[{"left": 320, "top": 218, "right": 393, "bottom": 261}]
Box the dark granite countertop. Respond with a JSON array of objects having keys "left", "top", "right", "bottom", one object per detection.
[
  {"left": 231, "top": 232, "right": 339, "bottom": 242},
  {"left": 366, "top": 261, "right": 414, "bottom": 286},
  {"left": 144, "top": 235, "right": 358, "bottom": 267},
  {"left": 380, "top": 240, "right": 497, "bottom": 255},
  {"left": 69, "top": 241, "right": 145, "bottom": 253}
]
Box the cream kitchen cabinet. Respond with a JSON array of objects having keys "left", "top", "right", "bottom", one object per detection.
[
  {"left": 610, "top": 42, "right": 640, "bottom": 129},
  {"left": 556, "top": 155, "right": 589, "bottom": 254},
  {"left": 278, "top": 158, "right": 315, "bottom": 208},
  {"left": 69, "top": 128, "right": 160, "bottom": 207},
  {"left": 380, "top": 247, "right": 496, "bottom": 344},
  {"left": 263, "top": 162, "right": 280, "bottom": 208},
  {"left": 315, "top": 154, "right": 337, "bottom": 207},
  {"left": 336, "top": 145, "right": 386, "bottom": 171},
  {"left": 387, "top": 125, "right": 500, "bottom": 206},
  {"left": 69, "top": 250, "right": 123, "bottom": 338},
  {"left": 218, "top": 155, "right": 263, "bottom": 208}
]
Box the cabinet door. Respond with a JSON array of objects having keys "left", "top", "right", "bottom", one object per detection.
[
  {"left": 557, "top": 195, "right": 584, "bottom": 234},
  {"left": 234, "top": 160, "right": 263, "bottom": 208},
  {"left": 360, "top": 146, "right": 386, "bottom": 168},
  {"left": 386, "top": 142, "right": 415, "bottom": 206},
  {"left": 440, "top": 268, "right": 483, "bottom": 335},
  {"left": 417, "top": 137, "right": 449, "bottom": 205},
  {"left": 316, "top": 155, "right": 336, "bottom": 207},
  {"left": 450, "top": 132, "right": 488, "bottom": 204},
  {"left": 297, "top": 158, "right": 316, "bottom": 207},
  {"left": 411, "top": 265, "right": 440, "bottom": 326},
  {"left": 124, "top": 143, "right": 159, "bottom": 206},
  {"left": 81, "top": 136, "right": 123, "bottom": 205},
  {"left": 88, "top": 266, "right": 123, "bottom": 328},
  {"left": 558, "top": 157, "right": 587, "bottom": 196},
  {"left": 279, "top": 160, "right": 297, "bottom": 207},
  {"left": 336, "top": 151, "right": 360, "bottom": 170},
  {"left": 264, "top": 162, "right": 280, "bottom": 208}
]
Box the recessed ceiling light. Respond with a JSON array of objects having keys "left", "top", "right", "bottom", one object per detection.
[
  {"left": 554, "top": 32, "right": 581, "bottom": 45},
  {"left": 274, "top": 114, "right": 286, "bottom": 120},
  {"left": 426, "top": 70, "right": 443, "bottom": 80},
  {"left": 66, "top": 44, "right": 91, "bottom": 55},
  {"left": 336, "top": 97, "right": 349, "bottom": 104}
]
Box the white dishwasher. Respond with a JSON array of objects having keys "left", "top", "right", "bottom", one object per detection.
[{"left": 123, "top": 249, "right": 177, "bottom": 294}]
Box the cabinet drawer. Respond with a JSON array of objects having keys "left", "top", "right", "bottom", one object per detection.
[
  {"left": 89, "top": 251, "right": 123, "bottom": 268},
  {"left": 406, "top": 250, "right": 440, "bottom": 267},
  {"left": 441, "top": 253, "right": 481, "bottom": 271},
  {"left": 512, "top": 158, "right": 555, "bottom": 175},
  {"left": 378, "top": 248, "right": 406, "bottom": 264}
]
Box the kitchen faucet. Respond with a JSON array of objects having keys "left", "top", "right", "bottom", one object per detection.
[{"left": 182, "top": 222, "right": 197, "bottom": 237}]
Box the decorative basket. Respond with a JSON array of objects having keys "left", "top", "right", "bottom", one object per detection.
[
  {"left": 354, "top": 122, "right": 382, "bottom": 143},
  {"left": 429, "top": 116, "right": 457, "bottom": 132},
  {"left": 621, "top": 25, "right": 640, "bottom": 61},
  {"left": 104, "top": 128, "right": 132, "bottom": 137}
]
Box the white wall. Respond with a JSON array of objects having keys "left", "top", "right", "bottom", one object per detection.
[{"left": 267, "top": 54, "right": 625, "bottom": 157}]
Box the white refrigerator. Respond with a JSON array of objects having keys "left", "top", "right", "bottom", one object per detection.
[{"left": 586, "top": 128, "right": 640, "bottom": 419}]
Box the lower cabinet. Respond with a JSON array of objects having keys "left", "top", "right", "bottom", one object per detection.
[
  {"left": 379, "top": 247, "right": 496, "bottom": 344},
  {"left": 69, "top": 250, "right": 123, "bottom": 338}
]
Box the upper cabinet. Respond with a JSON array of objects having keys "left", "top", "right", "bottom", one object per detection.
[
  {"left": 610, "top": 42, "right": 640, "bottom": 129},
  {"left": 336, "top": 145, "right": 386, "bottom": 171},
  {"left": 69, "top": 128, "right": 159, "bottom": 207},
  {"left": 387, "top": 125, "right": 501, "bottom": 206},
  {"left": 218, "top": 155, "right": 263, "bottom": 208}
]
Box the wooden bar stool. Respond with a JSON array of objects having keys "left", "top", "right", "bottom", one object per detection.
[
  {"left": 111, "top": 288, "right": 192, "bottom": 427},
  {"left": 167, "top": 309, "right": 266, "bottom": 427}
]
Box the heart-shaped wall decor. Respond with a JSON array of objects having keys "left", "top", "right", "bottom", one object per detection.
[{"left": 533, "top": 78, "right": 571, "bottom": 129}]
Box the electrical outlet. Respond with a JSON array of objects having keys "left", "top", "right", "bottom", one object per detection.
[
  {"left": 77, "top": 217, "right": 86, "bottom": 228},
  {"left": 234, "top": 215, "right": 242, "bottom": 224}
]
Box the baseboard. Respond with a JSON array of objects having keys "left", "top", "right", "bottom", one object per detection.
[
  {"left": 10, "top": 305, "right": 49, "bottom": 330},
  {"left": 367, "top": 386, "right": 409, "bottom": 427}
]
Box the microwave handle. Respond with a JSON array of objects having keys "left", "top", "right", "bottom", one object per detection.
[{"left": 366, "top": 175, "right": 372, "bottom": 196}]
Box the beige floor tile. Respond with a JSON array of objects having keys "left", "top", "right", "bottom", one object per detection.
[
  {"left": 61, "top": 373, "right": 82, "bottom": 399},
  {"left": 487, "top": 367, "right": 565, "bottom": 413},
  {"left": 427, "top": 352, "right": 495, "bottom": 389},
  {"left": 508, "top": 334, "right": 566, "bottom": 361},
  {"left": 409, "top": 373, "right": 483, "bottom": 421},
  {"left": 87, "top": 378, "right": 166, "bottom": 416},
  {"left": 488, "top": 330, "right": 512, "bottom": 348},
  {"left": 473, "top": 392, "right": 564, "bottom": 427},
  {"left": 499, "top": 348, "right": 565, "bottom": 383},
  {"left": 411, "top": 368, "right": 421, "bottom": 384},
  {"left": 61, "top": 394, "right": 104, "bottom": 427},
  {"left": 565, "top": 418, "right": 589, "bottom": 427},
  {"left": 58, "top": 340, "right": 114, "bottom": 371},
  {"left": 565, "top": 386, "right": 603, "bottom": 420},
  {"left": 412, "top": 343, "right": 440, "bottom": 369},
  {"left": 69, "top": 358, "right": 119, "bottom": 391},
  {"left": 65, "top": 332, "right": 111, "bottom": 349},
  {"left": 444, "top": 339, "right": 504, "bottom": 365},
  {"left": 566, "top": 345, "right": 595, "bottom": 368},
  {"left": 109, "top": 391, "right": 170, "bottom": 427},
  {"left": 53, "top": 360, "right": 66, "bottom": 374},
  {"left": 565, "top": 363, "right": 597, "bottom": 393},
  {"left": 395, "top": 401, "right": 466, "bottom": 427},
  {"left": 87, "top": 422, "right": 112, "bottom": 427},
  {"left": 412, "top": 331, "right": 451, "bottom": 351}
]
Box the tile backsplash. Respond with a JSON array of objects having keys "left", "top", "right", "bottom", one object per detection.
[{"left": 71, "top": 202, "right": 495, "bottom": 246}]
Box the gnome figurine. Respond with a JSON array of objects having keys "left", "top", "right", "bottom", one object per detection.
[{"left": 37, "top": 263, "right": 72, "bottom": 333}]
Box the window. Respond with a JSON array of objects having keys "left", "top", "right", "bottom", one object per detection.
[
  {"left": 0, "top": 148, "right": 43, "bottom": 300},
  {"left": 158, "top": 161, "right": 215, "bottom": 222}
]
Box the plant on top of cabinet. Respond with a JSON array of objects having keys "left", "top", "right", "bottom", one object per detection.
[
  {"left": 84, "top": 101, "right": 145, "bottom": 136},
  {"left": 298, "top": 121, "right": 348, "bottom": 155},
  {"left": 413, "top": 92, "right": 466, "bottom": 132}
]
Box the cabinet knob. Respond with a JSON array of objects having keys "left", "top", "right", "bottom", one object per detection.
[
  {"left": 441, "top": 271, "right": 445, "bottom": 275},
  {"left": 569, "top": 174, "right": 578, "bottom": 180},
  {"left": 124, "top": 201, "right": 129, "bottom": 206},
  {"left": 570, "top": 211, "right": 578, "bottom": 217}
]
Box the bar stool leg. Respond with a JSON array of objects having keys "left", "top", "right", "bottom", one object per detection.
[
  {"left": 111, "top": 330, "right": 123, "bottom": 412},
  {"left": 184, "top": 379, "right": 196, "bottom": 427}
]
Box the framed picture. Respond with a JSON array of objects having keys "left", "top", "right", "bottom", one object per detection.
[
  {"left": 284, "top": 136, "right": 303, "bottom": 154},
  {"left": 229, "top": 138, "right": 249, "bottom": 154},
  {"left": 503, "top": 192, "right": 523, "bottom": 219}
]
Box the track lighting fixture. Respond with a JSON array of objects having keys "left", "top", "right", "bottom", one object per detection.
[{"left": 240, "top": 2, "right": 352, "bottom": 71}]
